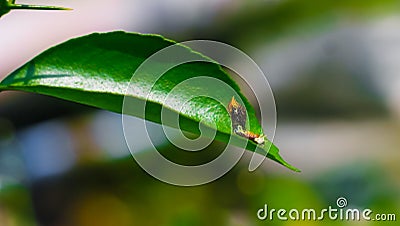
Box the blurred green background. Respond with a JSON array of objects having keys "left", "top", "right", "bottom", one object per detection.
[{"left": 0, "top": 0, "right": 400, "bottom": 225}]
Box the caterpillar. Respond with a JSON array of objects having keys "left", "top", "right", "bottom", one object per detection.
[{"left": 227, "top": 96, "right": 265, "bottom": 145}]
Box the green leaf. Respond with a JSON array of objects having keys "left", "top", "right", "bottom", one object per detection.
[{"left": 0, "top": 31, "right": 299, "bottom": 172}]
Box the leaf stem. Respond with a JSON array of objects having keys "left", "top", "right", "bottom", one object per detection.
[
  {"left": 0, "top": 0, "right": 71, "bottom": 18},
  {"left": 8, "top": 4, "right": 72, "bottom": 11}
]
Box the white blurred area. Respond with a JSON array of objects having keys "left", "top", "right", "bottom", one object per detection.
[
  {"left": 367, "top": 17, "right": 400, "bottom": 120},
  {"left": 0, "top": 0, "right": 231, "bottom": 78},
  {"left": 251, "top": 16, "right": 400, "bottom": 175},
  {"left": 0, "top": 0, "right": 129, "bottom": 77},
  {"left": 255, "top": 16, "right": 400, "bottom": 121}
]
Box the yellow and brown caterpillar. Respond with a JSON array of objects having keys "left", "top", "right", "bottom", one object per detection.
[{"left": 227, "top": 96, "right": 265, "bottom": 145}]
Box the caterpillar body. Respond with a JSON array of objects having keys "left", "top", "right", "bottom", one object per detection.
[{"left": 227, "top": 96, "right": 265, "bottom": 145}]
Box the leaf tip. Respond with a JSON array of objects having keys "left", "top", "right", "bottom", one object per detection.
[{"left": 288, "top": 165, "right": 302, "bottom": 172}]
